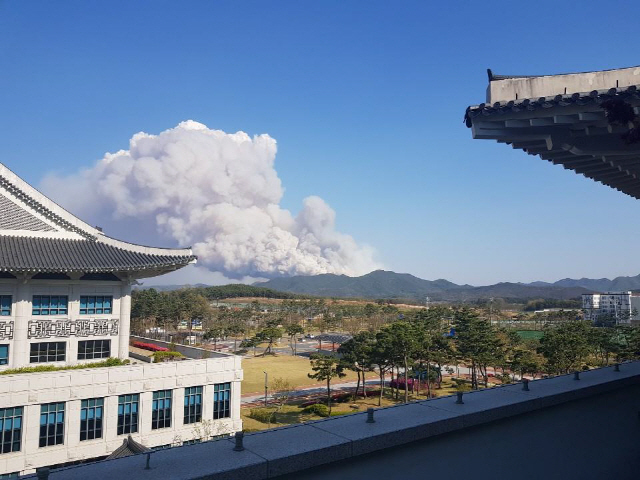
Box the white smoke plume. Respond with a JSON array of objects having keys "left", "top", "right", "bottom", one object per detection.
[{"left": 41, "top": 121, "right": 380, "bottom": 278}]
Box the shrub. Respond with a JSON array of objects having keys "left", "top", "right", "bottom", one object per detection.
[
  {"left": 248, "top": 408, "right": 275, "bottom": 423},
  {"left": 152, "top": 351, "right": 184, "bottom": 363},
  {"left": 389, "top": 378, "right": 416, "bottom": 390},
  {"left": 331, "top": 393, "right": 351, "bottom": 403},
  {"left": 302, "top": 403, "right": 329, "bottom": 417},
  {"left": 358, "top": 389, "right": 381, "bottom": 397},
  {"left": 132, "top": 341, "right": 170, "bottom": 352},
  {"left": 299, "top": 400, "right": 323, "bottom": 408},
  {"left": 0, "top": 358, "right": 129, "bottom": 375}
]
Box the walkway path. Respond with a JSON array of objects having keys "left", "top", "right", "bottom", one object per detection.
[{"left": 241, "top": 378, "right": 387, "bottom": 405}]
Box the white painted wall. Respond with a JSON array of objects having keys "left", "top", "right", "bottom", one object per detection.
[
  {"left": 0, "top": 357, "right": 243, "bottom": 476},
  {"left": 0, "top": 278, "right": 127, "bottom": 370}
]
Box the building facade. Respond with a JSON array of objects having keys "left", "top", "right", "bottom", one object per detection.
[
  {"left": 0, "top": 162, "right": 243, "bottom": 476},
  {"left": 582, "top": 292, "right": 640, "bottom": 325}
]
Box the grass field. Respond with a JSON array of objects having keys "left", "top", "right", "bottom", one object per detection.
[
  {"left": 516, "top": 330, "right": 544, "bottom": 340},
  {"left": 241, "top": 355, "right": 358, "bottom": 394}
]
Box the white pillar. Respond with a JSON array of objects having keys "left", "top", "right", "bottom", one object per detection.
[
  {"left": 118, "top": 283, "right": 132, "bottom": 360},
  {"left": 12, "top": 279, "right": 30, "bottom": 368}
]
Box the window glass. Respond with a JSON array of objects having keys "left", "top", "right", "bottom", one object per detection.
[
  {"left": 29, "top": 342, "right": 65, "bottom": 363},
  {"left": 79, "top": 296, "right": 113, "bottom": 315},
  {"left": 184, "top": 386, "right": 203, "bottom": 424},
  {"left": 152, "top": 390, "right": 172, "bottom": 430},
  {"left": 117, "top": 394, "right": 139, "bottom": 435},
  {"left": 32, "top": 296, "right": 68, "bottom": 316},
  {"left": 0, "top": 296, "right": 11, "bottom": 316},
  {"left": 39, "top": 403, "right": 65, "bottom": 447},
  {"left": 0, "top": 345, "right": 8, "bottom": 366},
  {"left": 80, "top": 398, "right": 104, "bottom": 441},
  {"left": 213, "top": 383, "right": 231, "bottom": 419},
  {"left": 0, "top": 407, "right": 23, "bottom": 454},
  {"left": 77, "top": 340, "right": 110, "bottom": 360}
]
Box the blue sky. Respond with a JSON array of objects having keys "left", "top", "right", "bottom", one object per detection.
[{"left": 2, "top": 0, "right": 640, "bottom": 286}]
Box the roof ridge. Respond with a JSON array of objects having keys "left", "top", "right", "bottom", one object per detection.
[
  {"left": 488, "top": 65, "right": 640, "bottom": 82},
  {"left": 0, "top": 162, "right": 194, "bottom": 258}
]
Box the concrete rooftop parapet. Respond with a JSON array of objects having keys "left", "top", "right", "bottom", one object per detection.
[
  {"left": 25, "top": 361, "right": 640, "bottom": 480},
  {"left": 487, "top": 65, "right": 640, "bottom": 103}
]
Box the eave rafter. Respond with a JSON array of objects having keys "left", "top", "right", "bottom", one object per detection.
[{"left": 466, "top": 84, "right": 640, "bottom": 200}]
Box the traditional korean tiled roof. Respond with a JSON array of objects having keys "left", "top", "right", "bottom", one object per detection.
[
  {"left": 0, "top": 194, "right": 55, "bottom": 232},
  {"left": 0, "top": 162, "right": 196, "bottom": 277},
  {"left": 0, "top": 235, "right": 196, "bottom": 273},
  {"left": 464, "top": 66, "right": 640, "bottom": 199},
  {"left": 464, "top": 84, "right": 640, "bottom": 127},
  {"left": 106, "top": 435, "right": 151, "bottom": 459}
]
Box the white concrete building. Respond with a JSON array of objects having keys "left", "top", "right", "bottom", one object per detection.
[
  {"left": 0, "top": 163, "right": 243, "bottom": 477},
  {"left": 582, "top": 292, "right": 640, "bottom": 325}
]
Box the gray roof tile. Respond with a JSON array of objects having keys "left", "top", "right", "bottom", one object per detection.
[{"left": 0, "top": 235, "right": 196, "bottom": 273}]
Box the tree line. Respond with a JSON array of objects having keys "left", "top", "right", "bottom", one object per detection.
[{"left": 306, "top": 306, "right": 640, "bottom": 411}]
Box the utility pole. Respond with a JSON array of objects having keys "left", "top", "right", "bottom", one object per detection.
[
  {"left": 263, "top": 371, "right": 268, "bottom": 407},
  {"left": 489, "top": 297, "right": 494, "bottom": 325}
]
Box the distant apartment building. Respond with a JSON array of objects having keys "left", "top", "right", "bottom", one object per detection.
[
  {"left": 582, "top": 292, "right": 640, "bottom": 325},
  {"left": 0, "top": 163, "right": 243, "bottom": 477}
]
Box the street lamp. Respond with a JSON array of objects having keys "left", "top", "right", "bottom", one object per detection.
[{"left": 263, "top": 371, "right": 268, "bottom": 407}]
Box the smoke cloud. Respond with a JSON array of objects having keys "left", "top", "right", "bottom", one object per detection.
[{"left": 41, "top": 121, "right": 380, "bottom": 278}]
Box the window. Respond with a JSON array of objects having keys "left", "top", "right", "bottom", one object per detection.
[
  {"left": 213, "top": 383, "right": 231, "bottom": 419},
  {"left": 152, "top": 390, "right": 172, "bottom": 430},
  {"left": 32, "top": 295, "right": 68, "bottom": 315},
  {"left": 0, "top": 296, "right": 10, "bottom": 316},
  {"left": 0, "top": 473, "right": 19, "bottom": 479},
  {"left": 77, "top": 340, "right": 110, "bottom": 360},
  {"left": 183, "top": 386, "right": 203, "bottom": 424},
  {"left": 117, "top": 394, "right": 139, "bottom": 435},
  {"left": 80, "top": 398, "right": 104, "bottom": 441},
  {"left": 0, "top": 407, "right": 22, "bottom": 454},
  {"left": 79, "top": 296, "right": 113, "bottom": 315},
  {"left": 30, "top": 342, "right": 65, "bottom": 363},
  {"left": 0, "top": 345, "right": 7, "bottom": 366},
  {"left": 40, "top": 403, "right": 65, "bottom": 447}
]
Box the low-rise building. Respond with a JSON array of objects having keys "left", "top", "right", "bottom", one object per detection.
[
  {"left": 0, "top": 162, "right": 243, "bottom": 476},
  {"left": 582, "top": 292, "right": 640, "bottom": 325}
]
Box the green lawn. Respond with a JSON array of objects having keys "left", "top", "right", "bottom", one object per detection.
[
  {"left": 241, "top": 355, "right": 358, "bottom": 394},
  {"left": 516, "top": 330, "right": 544, "bottom": 340}
]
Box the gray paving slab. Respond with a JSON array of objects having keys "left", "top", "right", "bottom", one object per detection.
[
  {"left": 500, "top": 363, "right": 640, "bottom": 408},
  {"left": 421, "top": 387, "right": 540, "bottom": 428},
  {"left": 310, "top": 402, "right": 463, "bottom": 456},
  {"left": 45, "top": 438, "right": 267, "bottom": 480},
  {"left": 232, "top": 424, "right": 351, "bottom": 477}
]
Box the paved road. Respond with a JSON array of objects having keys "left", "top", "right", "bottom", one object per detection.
[{"left": 241, "top": 378, "right": 387, "bottom": 405}]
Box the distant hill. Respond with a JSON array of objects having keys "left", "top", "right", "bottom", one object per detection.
[
  {"left": 134, "top": 283, "right": 305, "bottom": 300},
  {"left": 440, "top": 283, "right": 590, "bottom": 302},
  {"left": 134, "top": 283, "right": 211, "bottom": 292},
  {"left": 254, "top": 270, "right": 470, "bottom": 299},
  {"left": 141, "top": 270, "right": 640, "bottom": 302},
  {"left": 526, "top": 274, "right": 640, "bottom": 292},
  {"left": 255, "top": 270, "right": 591, "bottom": 301}
]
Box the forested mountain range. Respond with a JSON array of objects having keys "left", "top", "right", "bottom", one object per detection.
[
  {"left": 141, "top": 270, "right": 640, "bottom": 302},
  {"left": 527, "top": 274, "right": 640, "bottom": 292},
  {"left": 255, "top": 270, "right": 591, "bottom": 301}
]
